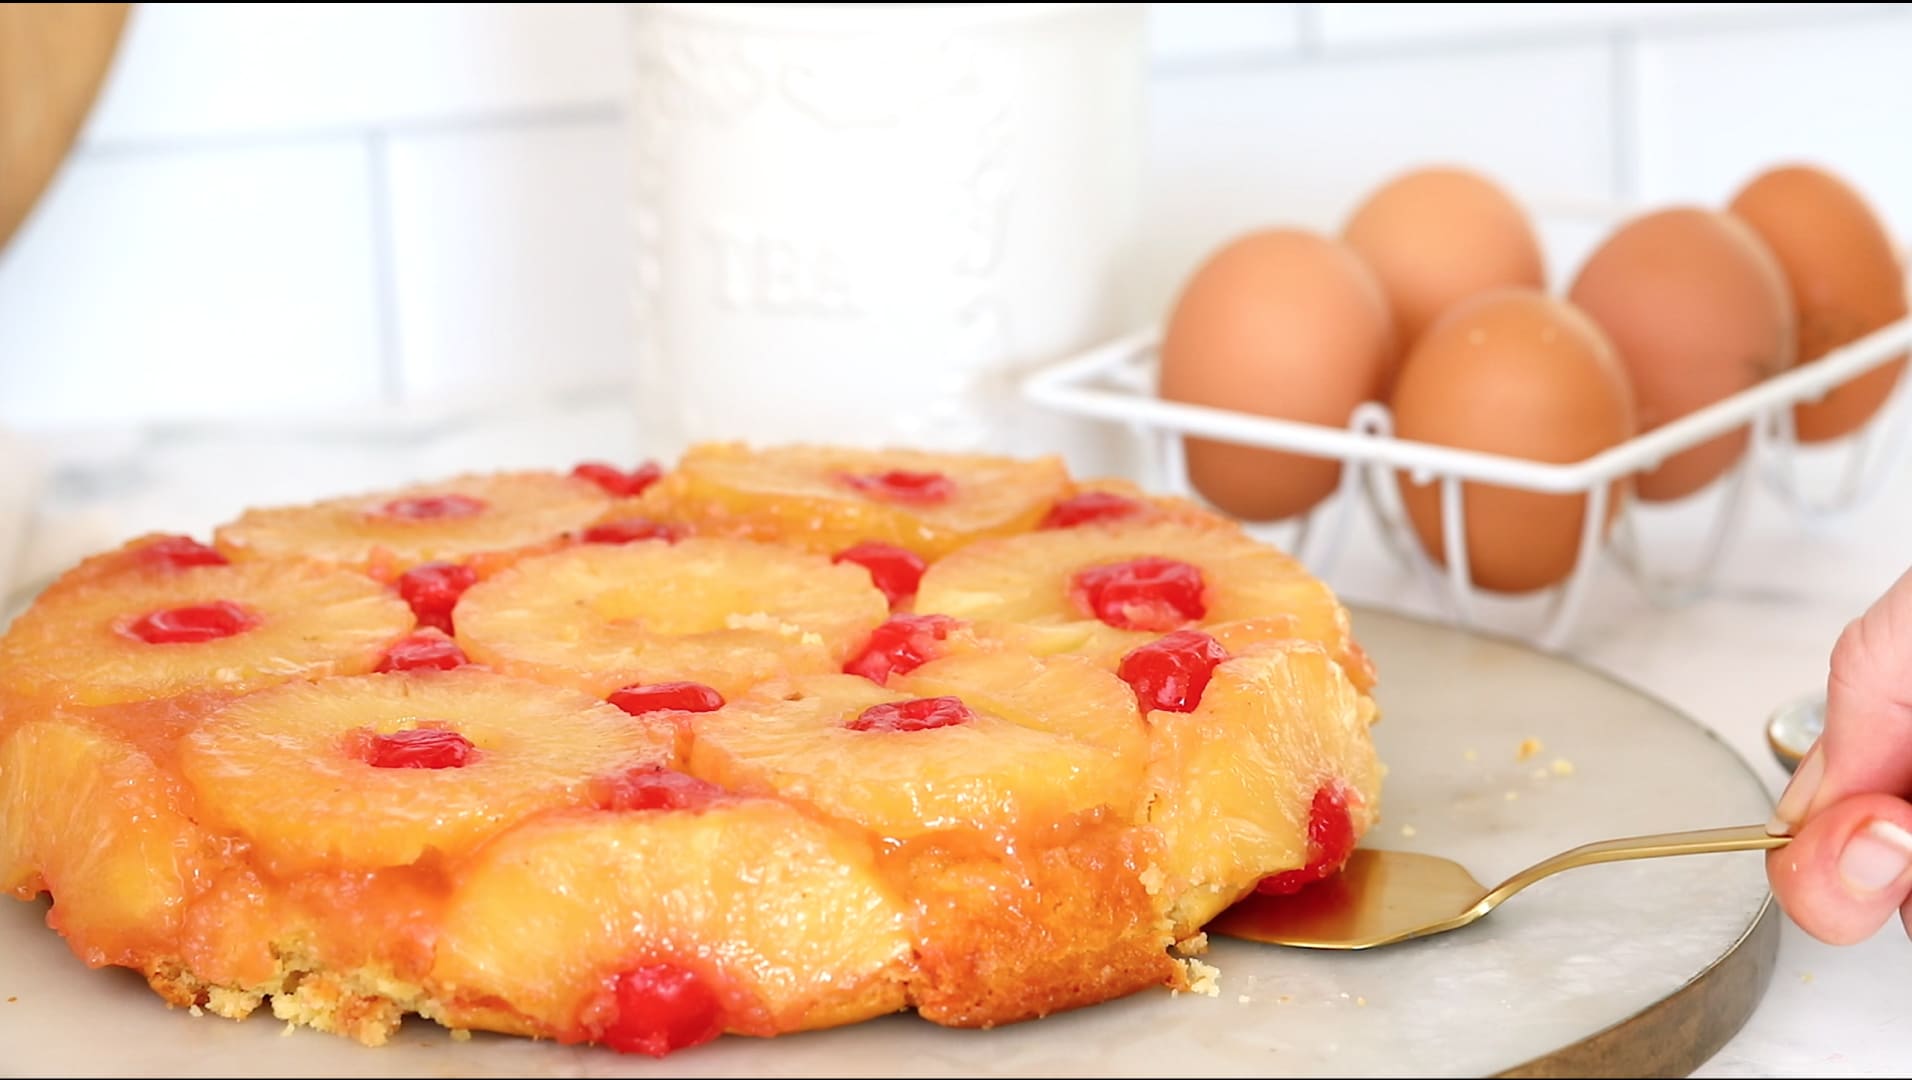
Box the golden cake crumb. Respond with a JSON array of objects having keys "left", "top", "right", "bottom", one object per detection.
[
  {"left": 1504, "top": 790, "right": 1519, "bottom": 801},
  {"left": 1516, "top": 738, "right": 1543, "bottom": 761},
  {"left": 1464, "top": 748, "right": 1479, "bottom": 762},
  {"left": 1181, "top": 958, "right": 1221, "bottom": 997},
  {"left": 205, "top": 986, "right": 266, "bottom": 1020},
  {"left": 1400, "top": 824, "right": 1417, "bottom": 837},
  {"left": 1356, "top": 996, "right": 1368, "bottom": 1007},
  {"left": 1550, "top": 758, "right": 1575, "bottom": 776},
  {"left": 1173, "top": 932, "right": 1210, "bottom": 956},
  {"left": 1139, "top": 863, "right": 1167, "bottom": 896},
  {"left": 451, "top": 1028, "right": 473, "bottom": 1042}
]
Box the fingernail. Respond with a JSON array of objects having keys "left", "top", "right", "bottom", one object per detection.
[
  {"left": 1767, "top": 746, "right": 1824, "bottom": 836},
  {"left": 1839, "top": 821, "right": 1912, "bottom": 893}
]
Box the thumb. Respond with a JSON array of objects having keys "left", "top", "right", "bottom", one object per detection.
[
  {"left": 1770, "top": 565, "right": 1912, "bottom": 835},
  {"left": 1769, "top": 791, "right": 1912, "bottom": 944}
]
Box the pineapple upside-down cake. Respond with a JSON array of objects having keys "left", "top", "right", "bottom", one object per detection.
[{"left": 0, "top": 443, "right": 1382, "bottom": 1058}]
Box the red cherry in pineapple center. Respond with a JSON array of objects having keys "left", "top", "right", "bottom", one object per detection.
[
  {"left": 840, "top": 470, "right": 955, "bottom": 506},
  {"left": 596, "top": 766, "right": 726, "bottom": 812},
  {"left": 832, "top": 541, "right": 927, "bottom": 608},
  {"left": 377, "top": 494, "right": 486, "bottom": 521},
  {"left": 572, "top": 461, "right": 663, "bottom": 498},
  {"left": 1118, "top": 630, "right": 1229, "bottom": 713},
  {"left": 376, "top": 631, "right": 468, "bottom": 673},
  {"left": 1042, "top": 491, "right": 1145, "bottom": 529},
  {"left": 597, "top": 962, "right": 724, "bottom": 1058},
  {"left": 847, "top": 695, "right": 977, "bottom": 733},
  {"left": 138, "top": 535, "right": 229, "bottom": 569},
  {"left": 608, "top": 682, "right": 725, "bottom": 717},
  {"left": 125, "top": 600, "right": 259, "bottom": 644},
  {"left": 583, "top": 518, "right": 683, "bottom": 545},
  {"left": 1070, "top": 557, "right": 1207, "bottom": 631},
  {"left": 843, "top": 614, "right": 960, "bottom": 685},
  {"left": 1255, "top": 784, "right": 1357, "bottom": 896},
  {"left": 397, "top": 561, "right": 477, "bottom": 634},
  {"left": 359, "top": 727, "right": 475, "bottom": 770}
]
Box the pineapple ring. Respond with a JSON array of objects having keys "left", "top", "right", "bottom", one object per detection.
[
  {"left": 0, "top": 560, "right": 415, "bottom": 706},
  {"left": 454, "top": 539, "right": 889, "bottom": 699},
  {"left": 431, "top": 800, "right": 912, "bottom": 1042},
  {"left": 1, "top": 718, "right": 211, "bottom": 967},
  {"left": 214, "top": 470, "right": 612, "bottom": 573},
  {"left": 179, "top": 669, "right": 673, "bottom": 875},
  {"left": 636, "top": 442, "right": 1072, "bottom": 559},
  {"left": 896, "top": 649, "right": 1147, "bottom": 770},
  {"left": 1142, "top": 640, "right": 1383, "bottom": 937},
  {"left": 913, "top": 519, "right": 1374, "bottom": 690},
  {"left": 688, "top": 670, "right": 1141, "bottom": 839}
]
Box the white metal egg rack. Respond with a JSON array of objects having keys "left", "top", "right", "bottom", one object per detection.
[{"left": 1022, "top": 304, "right": 1912, "bottom": 651}]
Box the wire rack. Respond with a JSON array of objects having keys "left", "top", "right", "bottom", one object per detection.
[{"left": 1022, "top": 303, "right": 1912, "bottom": 650}]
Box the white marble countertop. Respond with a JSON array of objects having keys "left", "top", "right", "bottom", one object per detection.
[{"left": 3, "top": 385, "right": 1910, "bottom": 1078}]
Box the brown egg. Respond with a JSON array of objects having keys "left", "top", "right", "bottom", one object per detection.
[
  {"left": 1342, "top": 165, "right": 1547, "bottom": 385},
  {"left": 1159, "top": 228, "right": 1397, "bottom": 522},
  {"left": 1392, "top": 290, "right": 1635, "bottom": 594},
  {"left": 1729, "top": 164, "right": 1908, "bottom": 442},
  {"left": 1567, "top": 208, "right": 1795, "bottom": 501}
]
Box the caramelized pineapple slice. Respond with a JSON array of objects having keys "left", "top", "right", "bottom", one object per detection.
[
  {"left": 689, "top": 672, "right": 1138, "bottom": 840},
  {"left": 0, "top": 557, "right": 414, "bottom": 706},
  {"left": 216, "top": 470, "right": 612, "bottom": 573},
  {"left": 914, "top": 519, "right": 1373, "bottom": 690},
  {"left": 639, "top": 442, "right": 1071, "bottom": 559},
  {"left": 454, "top": 538, "right": 888, "bottom": 700},
  {"left": 178, "top": 669, "right": 672, "bottom": 876},
  {"left": 432, "top": 797, "right": 912, "bottom": 1049},
  {"left": 0, "top": 716, "right": 209, "bottom": 969},
  {"left": 1140, "top": 639, "right": 1382, "bottom": 936}
]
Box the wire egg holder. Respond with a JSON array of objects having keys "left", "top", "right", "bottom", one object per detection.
[{"left": 1022, "top": 309, "right": 1912, "bottom": 651}]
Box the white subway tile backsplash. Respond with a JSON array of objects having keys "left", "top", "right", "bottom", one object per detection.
[
  {"left": 1314, "top": 3, "right": 1885, "bottom": 50},
  {"left": 1148, "top": 4, "right": 1303, "bottom": 65},
  {"left": 85, "top": 2, "right": 629, "bottom": 145},
  {"left": 3, "top": 1, "right": 1901, "bottom": 434},
  {"left": 1633, "top": 11, "right": 1912, "bottom": 240},
  {"left": 383, "top": 121, "right": 635, "bottom": 401},
  {"left": 0, "top": 142, "right": 384, "bottom": 429},
  {"left": 1138, "top": 44, "right": 1614, "bottom": 317}
]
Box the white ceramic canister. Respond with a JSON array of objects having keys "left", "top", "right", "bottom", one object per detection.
[{"left": 626, "top": 3, "right": 1148, "bottom": 475}]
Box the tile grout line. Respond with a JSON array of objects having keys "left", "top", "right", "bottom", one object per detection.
[
  {"left": 80, "top": 101, "right": 627, "bottom": 160},
  {"left": 1608, "top": 29, "right": 1640, "bottom": 205},
  {"left": 1146, "top": 4, "right": 1909, "bottom": 79},
  {"left": 364, "top": 132, "right": 405, "bottom": 406}
]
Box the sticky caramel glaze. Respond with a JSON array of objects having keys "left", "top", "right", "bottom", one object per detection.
[
  {"left": 883, "top": 809, "right": 1182, "bottom": 1027},
  {"left": 2, "top": 690, "right": 450, "bottom": 1025},
  {"left": 4, "top": 684, "right": 1183, "bottom": 1045},
  {"left": 0, "top": 691, "right": 226, "bottom": 968}
]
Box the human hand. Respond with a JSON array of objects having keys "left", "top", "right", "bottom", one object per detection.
[{"left": 1767, "top": 565, "right": 1912, "bottom": 943}]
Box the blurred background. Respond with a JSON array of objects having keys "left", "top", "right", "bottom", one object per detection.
[
  {"left": 2, "top": 1, "right": 1910, "bottom": 656},
  {"left": 3, "top": 2, "right": 1908, "bottom": 432}
]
